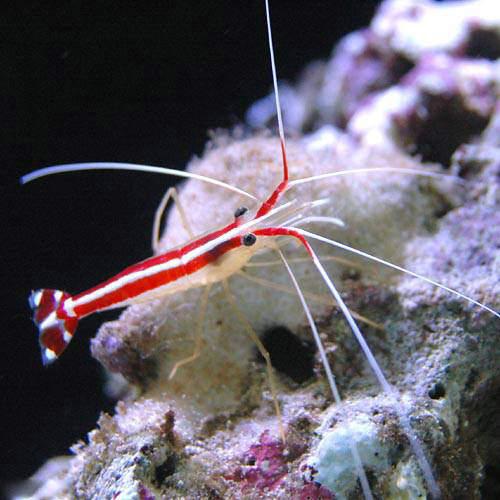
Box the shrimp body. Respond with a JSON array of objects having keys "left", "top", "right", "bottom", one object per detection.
[{"left": 28, "top": 159, "right": 303, "bottom": 365}]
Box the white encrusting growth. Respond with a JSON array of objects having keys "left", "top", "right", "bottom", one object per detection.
[
  {"left": 306, "top": 415, "right": 390, "bottom": 499},
  {"left": 21, "top": 2, "right": 498, "bottom": 498}
]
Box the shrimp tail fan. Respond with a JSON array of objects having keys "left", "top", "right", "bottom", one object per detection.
[{"left": 28, "top": 289, "right": 78, "bottom": 365}]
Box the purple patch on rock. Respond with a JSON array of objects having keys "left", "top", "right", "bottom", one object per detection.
[
  {"left": 138, "top": 484, "right": 156, "bottom": 500},
  {"left": 226, "top": 430, "right": 287, "bottom": 491},
  {"left": 296, "top": 481, "right": 335, "bottom": 500}
]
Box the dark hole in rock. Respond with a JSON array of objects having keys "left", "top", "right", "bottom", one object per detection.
[
  {"left": 466, "top": 28, "right": 500, "bottom": 61},
  {"left": 409, "top": 94, "right": 489, "bottom": 167},
  {"left": 155, "top": 454, "right": 177, "bottom": 484},
  {"left": 428, "top": 382, "right": 446, "bottom": 399},
  {"left": 452, "top": 151, "right": 489, "bottom": 180},
  {"left": 481, "top": 464, "right": 500, "bottom": 499},
  {"left": 465, "top": 376, "right": 500, "bottom": 499},
  {"left": 433, "top": 198, "right": 454, "bottom": 220},
  {"left": 389, "top": 55, "right": 415, "bottom": 84},
  {"left": 341, "top": 267, "right": 361, "bottom": 281},
  {"left": 257, "top": 326, "right": 316, "bottom": 383}
]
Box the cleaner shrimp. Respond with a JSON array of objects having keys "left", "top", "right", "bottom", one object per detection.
[{"left": 22, "top": 1, "right": 499, "bottom": 498}]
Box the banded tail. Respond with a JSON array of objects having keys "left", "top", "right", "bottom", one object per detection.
[{"left": 28, "top": 289, "right": 78, "bottom": 365}]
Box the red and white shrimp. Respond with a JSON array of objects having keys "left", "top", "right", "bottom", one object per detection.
[{"left": 22, "top": 1, "right": 499, "bottom": 498}]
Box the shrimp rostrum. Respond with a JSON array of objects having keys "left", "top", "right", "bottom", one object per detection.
[{"left": 23, "top": 1, "right": 499, "bottom": 499}]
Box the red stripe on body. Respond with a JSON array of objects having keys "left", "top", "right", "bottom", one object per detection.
[
  {"left": 181, "top": 221, "right": 238, "bottom": 254},
  {"left": 72, "top": 237, "right": 242, "bottom": 317},
  {"left": 72, "top": 220, "right": 239, "bottom": 313}
]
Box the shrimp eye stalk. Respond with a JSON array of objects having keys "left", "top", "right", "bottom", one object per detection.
[
  {"left": 234, "top": 206, "right": 248, "bottom": 218},
  {"left": 242, "top": 233, "right": 257, "bottom": 246}
]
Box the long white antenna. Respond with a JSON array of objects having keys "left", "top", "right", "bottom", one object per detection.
[
  {"left": 288, "top": 167, "right": 466, "bottom": 188},
  {"left": 20, "top": 162, "right": 257, "bottom": 201},
  {"left": 304, "top": 244, "right": 441, "bottom": 498},
  {"left": 295, "top": 228, "right": 500, "bottom": 319},
  {"left": 265, "top": 0, "right": 288, "bottom": 180},
  {"left": 278, "top": 249, "right": 374, "bottom": 500}
]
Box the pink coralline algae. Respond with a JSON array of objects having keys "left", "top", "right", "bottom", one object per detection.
[
  {"left": 225, "top": 431, "right": 288, "bottom": 492},
  {"left": 297, "top": 481, "right": 335, "bottom": 500}
]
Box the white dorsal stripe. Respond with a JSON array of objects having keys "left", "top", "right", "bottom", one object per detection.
[
  {"left": 69, "top": 256, "right": 182, "bottom": 309},
  {"left": 70, "top": 200, "right": 297, "bottom": 310}
]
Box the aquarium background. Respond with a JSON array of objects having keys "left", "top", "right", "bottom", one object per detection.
[{"left": 1, "top": 0, "right": 378, "bottom": 490}]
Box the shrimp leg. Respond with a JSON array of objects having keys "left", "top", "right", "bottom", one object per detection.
[
  {"left": 152, "top": 186, "right": 194, "bottom": 253},
  {"left": 236, "top": 270, "right": 383, "bottom": 330},
  {"left": 168, "top": 284, "right": 212, "bottom": 380},
  {"left": 222, "top": 278, "right": 285, "bottom": 443}
]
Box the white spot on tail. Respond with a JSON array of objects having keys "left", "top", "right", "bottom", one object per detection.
[
  {"left": 43, "top": 348, "right": 57, "bottom": 362},
  {"left": 29, "top": 290, "right": 42, "bottom": 309},
  {"left": 63, "top": 330, "right": 72, "bottom": 343}
]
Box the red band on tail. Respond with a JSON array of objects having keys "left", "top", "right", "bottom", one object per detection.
[{"left": 28, "top": 289, "right": 78, "bottom": 365}]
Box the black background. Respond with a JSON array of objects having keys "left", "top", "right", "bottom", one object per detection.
[{"left": 1, "top": 0, "right": 378, "bottom": 490}]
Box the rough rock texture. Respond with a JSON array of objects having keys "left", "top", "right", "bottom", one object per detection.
[{"left": 19, "top": 1, "right": 499, "bottom": 499}]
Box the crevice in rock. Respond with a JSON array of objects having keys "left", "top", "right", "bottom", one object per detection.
[
  {"left": 481, "top": 464, "right": 500, "bottom": 499},
  {"left": 465, "top": 28, "right": 500, "bottom": 60},
  {"left": 428, "top": 382, "right": 446, "bottom": 400},
  {"left": 155, "top": 454, "right": 177, "bottom": 485},
  {"left": 407, "top": 93, "right": 489, "bottom": 167},
  {"left": 463, "top": 376, "right": 500, "bottom": 499},
  {"left": 257, "top": 326, "right": 316, "bottom": 383}
]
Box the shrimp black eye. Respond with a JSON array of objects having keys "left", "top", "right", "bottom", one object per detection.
[
  {"left": 242, "top": 233, "right": 257, "bottom": 246},
  {"left": 234, "top": 206, "right": 248, "bottom": 218}
]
